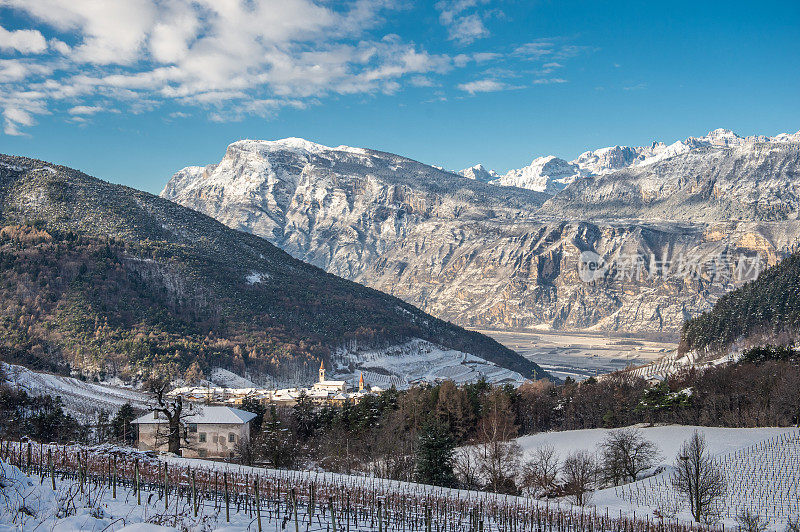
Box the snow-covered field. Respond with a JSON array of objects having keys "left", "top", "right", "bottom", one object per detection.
[
  {"left": 513, "top": 424, "right": 800, "bottom": 527},
  {"left": 1, "top": 363, "right": 150, "bottom": 421},
  {"left": 333, "top": 338, "right": 525, "bottom": 388},
  {"left": 3, "top": 423, "right": 798, "bottom": 532},
  {"left": 515, "top": 425, "right": 792, "bottom": 465}
]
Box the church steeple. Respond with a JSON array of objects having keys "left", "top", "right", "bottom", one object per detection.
[
  {"left": 319, "top": 360, "right": 325, "bottom": 383},
  {"left": 358, "top": 372, "right": 365, "bottom": 391}
]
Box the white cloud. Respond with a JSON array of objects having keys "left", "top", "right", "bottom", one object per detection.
[
  {"left": 458, "top": 79, "right": 512, "bottom": 94},
  {"left": 0, "top": 0, "right": 586, "bottom": 135},
  {"left": 0, "top": 25, "right": 47, "bottom": 54},
  {"left": 533, "top": 78, "right": 567, "bottom": 85},
  {"left": 1, "top": 0, "right": 463, "bottom": 134},
  {"left": 513, "top": 40, "right": 555, "bottom": 59},
  {"left": 68, "top": 105, "right": 103, "bottom": 115},
  {"left": 436, "top": 0, "right": 492, "bottom": 44}
]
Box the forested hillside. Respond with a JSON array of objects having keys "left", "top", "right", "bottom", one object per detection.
[
  {"left": 0, "top": 155, "right": 546, "bottom": 383},
  {"left": 681, "top": 252, "right": 800, "bottom": 355}
]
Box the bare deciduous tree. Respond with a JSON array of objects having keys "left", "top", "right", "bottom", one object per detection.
[
  {"left": 475, "top": 389, "right": 522, "bottom": 494},
  {"left": 735, "top": 509, "right": 769, "bottom": 532},
  {"left": 453, "top": 446, "right": 482, "bottom": 490},
  {"left": 599, "top": 427, "right": 661, "bottom": 486},
  {"left": 562, "top": 450, "right": 596, "bottom": 506},
  {"left": 146, "top": 377, "right": 194, "bottom": 455},
  {"left": 672, "top": 431, "right": 726, "bottom": 523},
  {"left": 520, "top": 445, "right": 560, "bottom": 498}
]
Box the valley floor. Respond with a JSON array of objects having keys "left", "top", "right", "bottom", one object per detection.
[{"left": 479, "top": 329, "right": 678, "bottom": 381}]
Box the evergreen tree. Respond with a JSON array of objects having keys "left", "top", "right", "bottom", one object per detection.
[
  {"left": 414, "top": 420, "right": 456, "bottom": 487},
  {"left": 111, "top": 403, "right": 137, "bottom": 443},
  {"left": 259, "top": 404, "right": 298, "bottom": 468},
  {"left": 292, "top": 392, "right": 317, "bottom": 441},
  {"left": 240, "top": 397, "right": 266, "bottom": 433}
]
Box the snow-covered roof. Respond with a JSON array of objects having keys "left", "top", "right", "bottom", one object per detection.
[{"left": 132, "top": 406, "right": 257, "bottom": 425}]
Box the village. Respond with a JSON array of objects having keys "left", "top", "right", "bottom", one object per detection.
[{"left": 165, "top": 362, "right": 385, "bottom": 408}]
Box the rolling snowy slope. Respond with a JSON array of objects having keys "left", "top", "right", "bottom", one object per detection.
[{"left": 2, "top": 363, "right": 150, "bottom": 421}]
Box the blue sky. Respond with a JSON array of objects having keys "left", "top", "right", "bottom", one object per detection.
[{"left": 1, "top": 0, "right": 798, "bottom": 193}]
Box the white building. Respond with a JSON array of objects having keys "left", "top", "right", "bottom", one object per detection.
[
  {"left": 131, "top": 405, "right": 256, "bottom": 459},
  {"left": 312, "top": 361, "right": 347, "bottom": 393}
]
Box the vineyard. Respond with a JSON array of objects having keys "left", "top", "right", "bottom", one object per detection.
[
  {"left": 615, "top": 430, "right": 800, "bottom": 520},
  {"left": 0, "top": 440, "right": 719, "bottom": 532}
]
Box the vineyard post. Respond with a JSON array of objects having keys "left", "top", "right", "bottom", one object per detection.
[
  {"left": 164, "top": 462, "right": 169, "bottom": 512},
  {"left": 78, "top": 451, "right": 84, "bottom": 495},
  {"left": 135, "top": 460, "right": 141, "bottom": 505},
  {"left": 329, "top": 496, "right": 338, "bottom": 532},
  {"left": 378, "top": 499, "right": 383, "bottom": 532},
  {"left": 224, "top": 471, "right": 230, "bottom": 522},
  {"left": 112, "top": 454, "right": 117, "bottom": 499},
  {"left": 255, "top": 476, "right": 262, "bottom": 532},
  {"left": 26, "top": 441, "right": 30, "bottom": 473},
  {"left": 192, "top": 469, "right": 198, "bottom": 517},
  {"left": 292, "top": 488, "right": 300, "bottom": 532},
  {"left": 48, "top": 448, "right": 55, "bottom": 491}
]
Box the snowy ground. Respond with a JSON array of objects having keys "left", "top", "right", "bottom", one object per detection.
[
  {"left": 514, "top": 424, "right": 792, "bottom": 464},
  {"left": 332, "top": 338, "right": 525, "bottom": 388},
  {"left": 1, "top": 363, "right": 150, "bottom": 422},
  {"left": 3, "top": 423, "right": 797, "bottom": 531},
  {"left": 512, "top": 424, "right": 800, "bottom": 527}
]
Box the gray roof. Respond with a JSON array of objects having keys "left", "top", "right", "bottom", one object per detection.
[{"left": 132, "top": 405, "right": 257, "bottom": 425}]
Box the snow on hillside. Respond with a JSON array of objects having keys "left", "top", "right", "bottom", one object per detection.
[
  {"left": 2, "top": 363, "right": 150, "bottom": 421},
  {"left": 208, "top": 367, "right": 257, "bottom": 388},
  {"left": 0, "top": 456, "right": 242, "bottom": 531},
  {"left": 514, "top": 424, "right": 793, "bottom": 466},
  {"left": 512, "top": 424, "right": 799, "bottom": 526},
  {"left": 332, "top": 338, "right": 525, "bottom": 388}
]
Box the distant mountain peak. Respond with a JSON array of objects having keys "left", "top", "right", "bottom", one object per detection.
[
  {"left": 489, "top": 155, "right": 581, "bottom": 194},
  {"left": 460, "top": 127, "right": 800, "bottom": 193},
  {"left": 458, "top": 163, "right": 499, "bottom": 182},
  {"left": 227, "top": 137, "right": 368, "bottom": 157}
]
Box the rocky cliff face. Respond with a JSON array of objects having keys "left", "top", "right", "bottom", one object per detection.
[{"left": 161, "top": 132, "right": 800, "bottom": 336}]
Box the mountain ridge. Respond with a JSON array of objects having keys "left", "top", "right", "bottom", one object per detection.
[
  {"left": 0, "top": 153, "right": 548, "bottom": 384},
  {"left": 461, "top": 128, "right": 800, "bottom": 194},
  {"left": 161, "top": 129, "right": 800, "bottom": 336}
]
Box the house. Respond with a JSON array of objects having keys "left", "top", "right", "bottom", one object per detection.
[
  {"left": 311, "top": 360, "right": 347, "bottom": 393},
  {"left": 131, "top": 406, "right": 257, "bottom": 459}
]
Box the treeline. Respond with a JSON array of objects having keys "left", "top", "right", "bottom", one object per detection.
[
  {"left": 236, "top": 347, "right": 800, "bottom": 494},
  {"left": 681, "top": 251, "right": 800, "bottom": 355}
]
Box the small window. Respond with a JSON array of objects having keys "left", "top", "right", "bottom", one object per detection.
[
  {"left": 188, "top": 423, "right": 197, "bottom": 433},
  {"left": 228, "top": 433, "right": 236, "bottom": 443},
  {"left": 199, "top": 432, "right": 206, "bottom": 443},
  {"left": 198, "top": 449, "right": 206, "bottom": 458}
]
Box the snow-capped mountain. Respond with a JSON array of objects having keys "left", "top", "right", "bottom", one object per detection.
[
  {"left": 458, "top": 164, "right": 499, "bottom": 182},
  {"left": 488, "top": 156, "right": 581, "bottom": 194},
  {"left": 162, "top": 129, "right": 800, "bottom": 336},
  {"left": 464, "top": 128, "right": 800, "bottom": 193}
]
